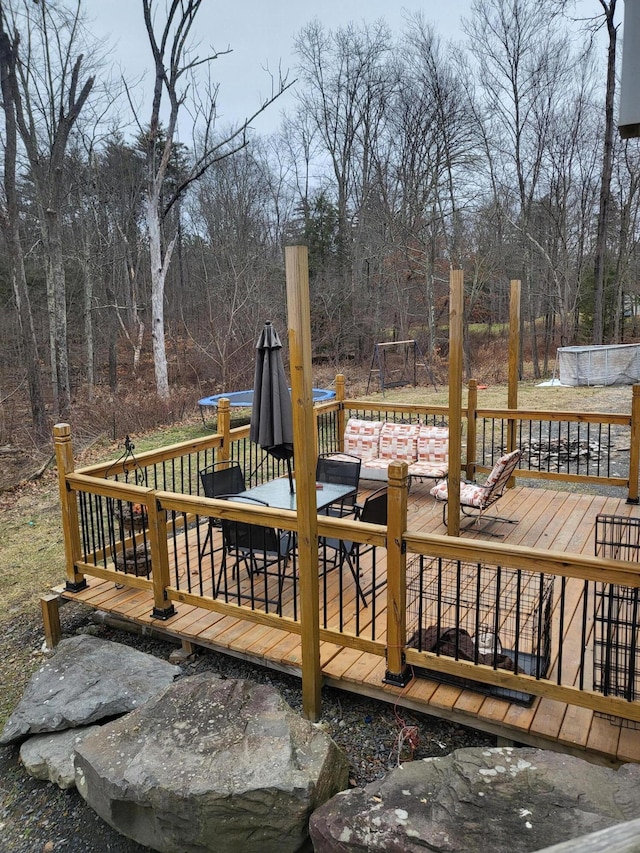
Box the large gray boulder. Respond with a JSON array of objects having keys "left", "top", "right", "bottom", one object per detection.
[
  {"left": 0, "top": 634, "right": 180, "bottom": 745},
  {"left": 74, "top": 673, "right": 349, "bottom": 853},
  {"left": 19, "top": 725, "right": 102, "bottom": 789},
  {"left": 310, "top": 746, "right": 640, "bottom": 853}
]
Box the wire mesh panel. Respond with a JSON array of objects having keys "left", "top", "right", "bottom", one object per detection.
[
  {"left": 594, "top": 514, "right": 640, "bottom": 705},
  {"left": 595, "top": 514, "right": 640, "bottom": 562},
  {"left": 407, "top": 556, "right": 554, "bottom": 705}
]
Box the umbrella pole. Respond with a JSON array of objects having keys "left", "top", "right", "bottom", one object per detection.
[{"left": 286, "top": 456, "right": 294, "bottom": 494}]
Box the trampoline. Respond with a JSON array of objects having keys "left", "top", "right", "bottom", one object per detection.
[{"left": 198, "top": 387, "right": 335, "bottom": 425}]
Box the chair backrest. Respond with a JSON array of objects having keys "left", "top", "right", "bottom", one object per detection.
[
  {"left": 200, "top": 461, "right": 246, "bottom": 499},
  {"left": 316, "top": 454, "right": 361, "bottom": 491},
  {"left": 343, "top": 418, "right": 384, "bottom": 461},
  {"left": 481, "top": 449, "right": 522, "bottom": 507},
  {"left": 223, "top": 518, "right": 281, "bottom": 555},
  {"left": 416, "top": 425, "right": 449, "bottom": 466},
  {"left": 378, "top": 422, "right": 419, "bottom": 462},
  {"left": 219, "top": 495, "right": 284, "bottom": 557},
  {"left": 360, "top": 488, "right": 388, "bottom": 525}
]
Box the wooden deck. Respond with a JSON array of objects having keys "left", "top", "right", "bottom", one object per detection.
[{"left": 56, "top": 481, "right": 640, "bottom": 768}]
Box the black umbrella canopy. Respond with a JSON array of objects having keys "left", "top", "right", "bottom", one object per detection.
[{"left": 250, "top": 322, "right": 294, "bottom": 487}]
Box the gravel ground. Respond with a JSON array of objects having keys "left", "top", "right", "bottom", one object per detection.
[{"left": 0, "top": 601, "right": 495, "bottom": 853}]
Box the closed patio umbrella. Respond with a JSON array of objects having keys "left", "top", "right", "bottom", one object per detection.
[{"left": 250, "top": 321, "right": 294, "bottom": 492}]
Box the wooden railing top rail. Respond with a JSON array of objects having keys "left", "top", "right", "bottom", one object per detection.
[
  {"left": 65, "top": 467, "right": 390, "bottom": 551},
  {"left": 474, "top": 407, "right": 631, "bottom": 425},
  {"left": 77, "top": 433, "right": 224, "bottom": 477},
  {"left": 343, "top": 399, "right": 452, "bottom": 418},
  {"left": 156, "top": 489, "right": 388, "bottom": 549},
  {"left": 343, "top": 399, "right": 630, "bottom": 427},
  {"left": 76, "top": 421, "right": 251, "bottom": 478},
  {"left": 403, "top": 528, "right": 640, "bottom": 587},
  {"left": 66, "top": 468, "right": 640, "bottom": 588},
  {"left": 72, "top": 397, "right": 633, "bottom": 481},
  {"left": 229, "top": 423, "right": 250, "bottom": 440},
  {"left": 312, "top": 400, "right": 340, "bottom": 414},
  {"left": 67, "top": 472, "right": 154, "bottom": 502}
]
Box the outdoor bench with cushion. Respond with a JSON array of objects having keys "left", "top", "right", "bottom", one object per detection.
[{"left": 333, "top": 417, "right": 449, "bottom": 485}]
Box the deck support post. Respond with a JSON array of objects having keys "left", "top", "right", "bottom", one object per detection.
[
  {"left": 217, "top": 397, "right": 231, "bottom": 463},
  {"left": 628, "top": 384, "right": 640, "bottom": 504},
  {"left": 384, "top": 461, "right": 411, "bottom": 687},
  {"left": 507, "top": 279, "right": 521, "bottom": 455},
  {"left": 53, "top": 423, "right": 87, "bottom": 592},
  {"left": 466, "top": 379, "right": 478, "bottom": 481},
  {"left": 335, "top": 374, "right": 346, "bottom": 452},
  {"left": 447, "top": 270, "right": 463, "bottom": 537},
  {"left": 148, "top": 497, "right": 176, "bottom": 620},
  {"left": 286, "top": 244, "right": 322, "bottom": 721},
  {"left": 41, "top": 593, "right": 62, "bottom": 648}
]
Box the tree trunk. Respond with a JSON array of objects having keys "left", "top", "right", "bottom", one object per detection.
[
  {"left": 147, "top": 192, "right": 173, "bottom": 400},
  {"left": 46, "top": 210, "right": 71, "bottom": 420},
  {"left": 81, "top": 241, "right": 94, "bottom": 400},
  {"left": 0, "top": 28, "right": 46, "bottom": 437},
  {"left": 593, "top": 0, "right": 617, "bottom": 345}
]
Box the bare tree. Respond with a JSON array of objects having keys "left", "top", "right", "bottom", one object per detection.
[
  {"left": 465, "top": 0, "right": 576, "bottom": 377},
  {"left": 389, "top": 17, "right": 480, "bottom": 352},
  {"left": 93, "top": 137, "right": 148, "bottom": 383},
  {"left": 184, "top": 144, "right": 284, "bottom": 389},
  {"left": 0, "top": 13, "right": 45, "bottom": 436},
  {"left": 591, "top": 0, "right": 618, "bottom": 344},
  {"left": 294, "top": 19, "right": 397, "bottom": 357},
  {"left": 1, "top": 0, "right": 94, "bottom": 420},
  {"left": 141, "top": 0, "right": 291, "bottom": 399}
]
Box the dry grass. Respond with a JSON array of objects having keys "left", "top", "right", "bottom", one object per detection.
[{"left": 353, "top": 378, "right": 633, "bottom": 414}]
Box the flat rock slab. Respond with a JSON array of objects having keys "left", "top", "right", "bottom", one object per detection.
[
  {"left": 0, "top": 634, "right": 180, "bottom": 745},
  {"left": 74, "top": 673, "right": 349, "bottom": 853},
  {"left": 310, "top": 746, "right": 640, "bottom": 853},
  {"left": 20, "top": 725, "right": 102, "bottom": 789}
]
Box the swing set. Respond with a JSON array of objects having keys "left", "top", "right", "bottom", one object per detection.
[{"left": 366, "top": 339, "right": 438, "bottom": 395}]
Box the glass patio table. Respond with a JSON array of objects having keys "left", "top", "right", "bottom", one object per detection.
[{"left": 233, "top": 478, "right": 357, "bottom": 513}]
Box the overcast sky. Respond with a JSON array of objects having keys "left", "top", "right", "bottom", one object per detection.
[{"left": 88, "top": 1, "right": 474, "bottom": 137}]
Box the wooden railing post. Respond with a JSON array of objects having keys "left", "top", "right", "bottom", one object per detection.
[
  {"left": 217, "top": 398, "right": 231, "bottom": 462},
  {"left": 628, "top": 384, "right": 640, "bottom": 504},
  {"left": 507, "top": 279, "right": 521, "bottom": 454},
  {"left": 384, "top": 461, "right": 411, "bottom": 687},
  {"left": 286, "top": 244, "right": 322, "bottom": 721},
  {"left": 147, "top": 496, "right": 176, "bottom": 620},
  {"left": 466, "top": 379, "right": 478, "bottom": 481},
  {"left": 448, "top": 269, "right": 464, "bottom": 537},
  {"left": 53, "top": 424, "right": 86, "bottom": 592},
  {"left": 336, "top": 373, "right": 346, "bottom": 451}
]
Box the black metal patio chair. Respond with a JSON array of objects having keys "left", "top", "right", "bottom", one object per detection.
[
  {"left": 217, "top": 495, "right": 294, "bottom": 612},
  {"left": 199, "top": 460, "right": 246, "bottom": 562},
  {"left": 316, "top": 452, "right": 362, "bottom": 517},
  {"left": 321, "top": 486, "right": 388, "bottom": 606}
]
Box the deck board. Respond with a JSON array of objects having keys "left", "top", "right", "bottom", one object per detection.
[
  {"left": 586, "top": 714, "right": 621, "bottom": 759},
  {"left": 58, "top": 484, "right": 640, "bottom": 768},
  {"left": 558, "top": 704, "right": 593, "bottom": 750}
]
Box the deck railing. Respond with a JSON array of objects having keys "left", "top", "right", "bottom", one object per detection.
[
  {"left": 472, "top": 408, "right": 632, "bottom": 486},
  {"left": 341, "top": 379, "right": 640, "bottom": 499},
  {"left": 52, "top": 379, "right": 640, "bottom": 723}
]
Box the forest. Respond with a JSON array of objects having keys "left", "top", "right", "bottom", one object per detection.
[{"left": 0, "top": 0, "right": 637, "bottom": 447}]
